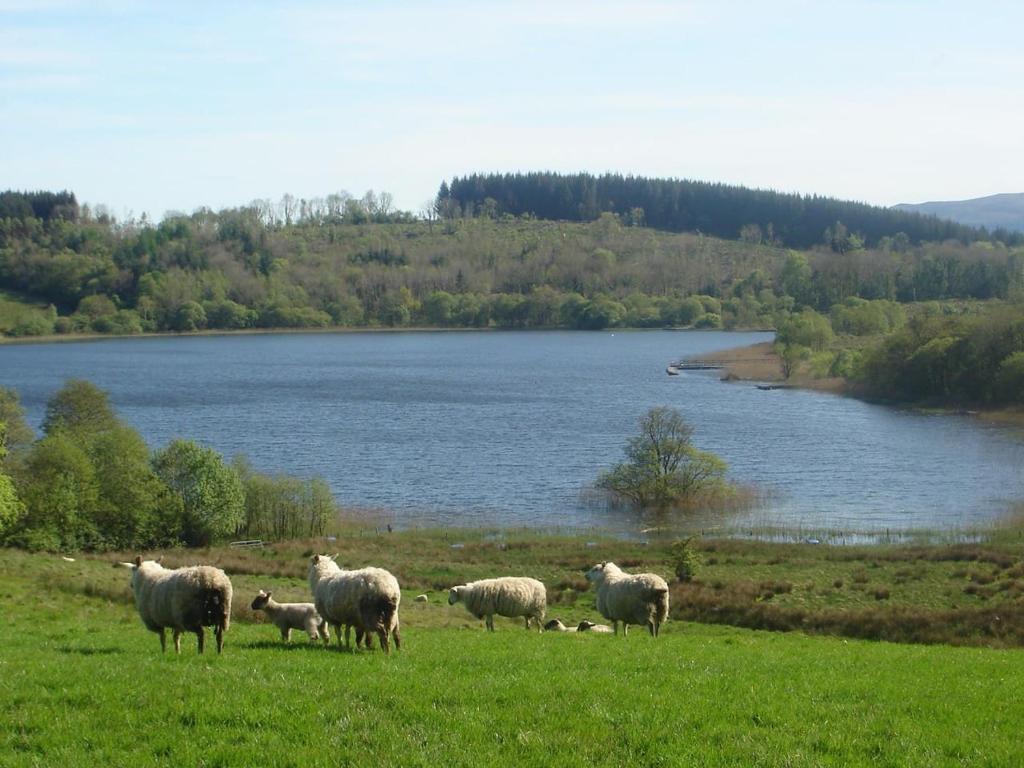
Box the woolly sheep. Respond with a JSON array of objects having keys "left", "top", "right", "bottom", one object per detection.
[
  {"left": 307, "top": 554, "right": 402, "bottom": 653},
  {"left": 584, "top": 562, "right": 669, "bottom": 637},
  {"left": 448, "top": 577, "right": 546, "bottom": 631},
  {"left": 577, "top": 619, "right": 613, "bottom": 633},
  {"left": 121, "top": 556, "right": 233, "bottom": 654},
  {"left": 250, "top": 590, "right": 329, "bottom": 644}
]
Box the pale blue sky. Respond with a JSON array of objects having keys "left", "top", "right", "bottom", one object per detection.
[{"left": 2, "top": 1, "right": 1022, "bottom": 219}]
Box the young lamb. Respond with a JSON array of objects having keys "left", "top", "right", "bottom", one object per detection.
[
  {"left": 121, "top": 556, "right": 233, "bottom": 654},
  {"left": 584, "top": 562, "right": 669, "bottom": 637},
  {"left": 307, "top": 554, "right": 402, "bottom": 653},
  {"left": 448, "top": 577, "right": 547, "bottom": 631},
  {"left": 577, "top": 619, "right": 614, "bottom": 633},
  {"left": 250, "top": 590, "right": 329, "bottom": 644},
  {"left": 544, "top": 618, "right": 576, "bottom": 632}
]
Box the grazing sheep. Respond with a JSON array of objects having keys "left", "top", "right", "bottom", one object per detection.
[
  {"left": 250, "top": 590, "right": 329, "bottom": 644},
  {"left": 577, "top": 619, "right": 613, "bottom": 633},
  {"left": 121, "top": 556, "right": 232, "bottom": 654},
  {"left": 307, "top": 554, "right": 401, "bottom": 653},
  {"left": 584, "top": 562, "right": 669, "bottom": 637},
  {"left": 448, "top": 577, "right": 546, "bottom": 631}
]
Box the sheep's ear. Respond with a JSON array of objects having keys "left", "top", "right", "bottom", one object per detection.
[
  {"left": 312, "top": 554, "right": 320, "bottom": 564},
  {"left": 265, "top": 590, "right": 272, "bottom": 598},
  {"left": 134, "top": 555, "right": 143, "bottom": 567},
  {"left": 156, "top": 556, "right": 163, "bottom": 565},
  {"left": 118, "top": 562, "right": 135, "bottom": 569},
  {"left": 330, "top": 553, "right": 339, "bottom": 561}
]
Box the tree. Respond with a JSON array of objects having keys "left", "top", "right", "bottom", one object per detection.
[
  {"left": 0, "top": 424, "right": 24, "bottom": 540},
  {"left": 597, "top": 406, "right": 728, "bottom": 509},
  {"left": 42, "top": 379, "right": 118, "bottom": 438},
  {"left": 152, "top": 440, "right": 244, "bottom": 546},
  {"left": 0, "top": 388, "right": 33, "bottom": 470}
]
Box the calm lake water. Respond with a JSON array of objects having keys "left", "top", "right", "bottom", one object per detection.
[{"left": 2, "top": 330, "right": 1023, "bottom": 535}]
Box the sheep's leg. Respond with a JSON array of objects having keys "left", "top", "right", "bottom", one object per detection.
[
  {"left": 158, "top": 628, "right": 167, "bottom": 653},
  {"left": 524, "top": 617, "right": 530, "bottom": 630},
  {"left": 623, "top": 623, "right": 629, "bottom": 637},
  {"left": 344, "top": 624, "right": 351, "bottom": 648},
  {"left": 377, "top": 628, "right": 389, "bottom": 654},
  {"left": 647, "top": 620, "right": 655, "bottom": 637},
  {"left": 282, "top": 627, "right": 292, "bottom": 643},
  {"left": 215, "top": 624, "right": 224, "bottom": 653},
  {"left": 320, "top": 622, "right": 331, "bottom": 645},
  {"left": 173, "top": 630, "right": 182, "bottom": 653},
  {"left": 613, "top": 621, "right": 620, "bottom": 636},
  {"left": 196, "top": 626, "right": 205, "bottom": 654},
  {"left": 393, "top": 624, "right": 401, "bottom": 651},
  {"left": 486, "top": 614, "right": 494, "bottom": 631}
]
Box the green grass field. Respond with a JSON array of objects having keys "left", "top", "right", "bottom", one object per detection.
[{"left": 2, "top": 542, "right": 1024, "bottom": 766}]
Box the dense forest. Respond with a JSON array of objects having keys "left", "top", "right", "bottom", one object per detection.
[
  {"left": 441, "top": 173, "right": 1024, "bottom": 248},
  {"left": 1, "top": 189, "right": 1022, "bottom": 339}
]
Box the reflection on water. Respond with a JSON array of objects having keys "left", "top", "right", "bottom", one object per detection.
[{"left": 2, "top": 330, "right": 1023, "bottom": 534}]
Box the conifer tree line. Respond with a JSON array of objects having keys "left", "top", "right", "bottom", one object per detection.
[{"left": 439, "top": 172, "right": 1022, "bottom": 248}]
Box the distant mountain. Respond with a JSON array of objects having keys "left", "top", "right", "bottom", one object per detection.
[{"left": 894, "top": 193, "right": 1024, "bottom": 233}]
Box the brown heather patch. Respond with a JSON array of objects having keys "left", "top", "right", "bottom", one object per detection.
[{"left": 670, "top": 581, "right": 1024, "bottom": 647}]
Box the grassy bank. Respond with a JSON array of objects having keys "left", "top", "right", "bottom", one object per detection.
[{"left": 3, "top": 538, "right": 1024, "bottom": 766}]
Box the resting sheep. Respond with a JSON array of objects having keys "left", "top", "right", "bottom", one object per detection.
[
  {"left": 121, "top": 556, "right": 233, "bottom": 653},
  {"left": 544, "top": 618, "right": 576, "bottom": 632},
  {"left": 584, "top": 562, "right": 669, "bottom": 637},
  {"left": 577, "top": 619, "right": 613, "bottom": 633},
  {"left": 448, "top": 577, "right": 546, "bottom": 631},
  {"left": 307, "top": 554, "right": 401, "bottom": 653},
  {"left": 250, "top": 590, "right": 329, "bottom": 644}
]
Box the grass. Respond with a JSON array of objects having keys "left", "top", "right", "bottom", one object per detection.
[
  {"left": 3, "top": 545, "right": 1024, "bottom": 767},
  {"left": 2, "top": 524, "right": 1024, "bottom": 766},
  {"left": 0, "top": 289, "right": 52, "bottom": 335}
]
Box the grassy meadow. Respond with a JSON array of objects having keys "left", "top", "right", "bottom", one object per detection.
[{"left": 4, "top": 527, "right": 1024, "bottom": 765}]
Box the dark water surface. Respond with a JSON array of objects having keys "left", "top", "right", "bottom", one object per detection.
[{"left": 2, "top": 330, "right": 1023, "bottom": 533}]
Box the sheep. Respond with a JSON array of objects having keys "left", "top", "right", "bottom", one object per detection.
[
  {"left": 544, "top": 618, "right": 614, "bottom": 633},
  {"left": 544, "top": 618, "right": 576, "bottom": 632},
  {"left": 414, "top": 594, "right": 429, "bottom": 603},
  {"left": 448, "top": 577, "right": 546, "bottom": 631},
  {"left": 120, "top": 556, "right": 232, "bottom": 654},
  {"left": 584, "top": 562, "right": 669, "bottom": 637},
  {"left": 307, "top": 554, "right": 401, "bottom": 653},
  {"left": 250, "top": 590, "right": 329, "bottom": 644}
]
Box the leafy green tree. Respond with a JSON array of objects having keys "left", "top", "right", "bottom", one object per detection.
[
  {"left": 90, "top": 425, "right": 181, "bottom": 548},
  {"left": 0, "top": 388, "right": 33, "bottom": 471},
  {"left": 776, "top": 309, "right": 834, "bottom": 351},
  {"left": 780, "top": 251, "right": 813, "bottom": 307},
  {"left": 0, "top": 424, "right": 24, "bottom": 540},
  {"left": 423, "top": 290, "right": 455, "bottom": 326},
  {"left": 152, "top": 439, "right": 244, "bottom": 546},
  {"left": 15, "top": 433, "right": 100, "bottom": 550},
  {"left": 173, "top": 301, "right": 208, "bottom": 331},
  {"left": 597, "top": 406, "right": 728, "bottom": 509},
  {"left": 42, "top": 379, "right": 118, "bottom": 438}
]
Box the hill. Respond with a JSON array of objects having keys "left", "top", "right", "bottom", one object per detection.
[{"left": 895, "top": 192, "right": 1024, "bottom": 233}]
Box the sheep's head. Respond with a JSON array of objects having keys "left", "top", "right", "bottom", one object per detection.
[
  {"left": 250, "top": 590, "right": 271, "bottom": 611},
  {"left": 544, "top": 618, "right": 567, "bottom": 631},
  {"left": 577, "top": 620, "right": 597, "bottom": 631},
  {"left": 584, "top": 563, "right": 607, "bottom": 584},
  {"left": 447, "top": 586, "right": 465, "bottom": 605},
  {"left": 119, "top": 555, "right": 163, "bottom": 588}
]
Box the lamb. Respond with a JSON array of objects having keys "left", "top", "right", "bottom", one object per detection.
[
  {"left": 250, "top": 590, "right": 329, "bottom": 644},
  {"left": 577, "top": 619, "right": 613, "bottom": 633},
  {"left": 544, "top": 618, "right": 576, "bottom": 632},
  {"left": 120, "top": 556, "right": 233, "bottom": 654},
  {"left": 307, "top": 554, "right": 401, "bottom": 653},
  {"left": 448, "top": 577, "right": 547, "bottom": 631},
  {"left": 584, "top": 562, "right": 669, "bottom": 637}
]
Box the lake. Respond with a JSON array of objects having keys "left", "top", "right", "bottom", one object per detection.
[{"left": 2, "top": 330, "right": 1023, "bottom": 536}]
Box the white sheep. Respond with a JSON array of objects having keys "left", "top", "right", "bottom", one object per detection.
[
  {"left": 307, "top": 554, "right": 401, "bottom": 653},
  {"left": 250, "top": 590, "right": 329, "bottom": 644},
  {"left": 577, "top": 619, "right": 613, "bottom": 633},
  {"left": 120, "top": 556, "right": 233, "bottom": 654},
  {"left": 584, "top": 562, "right": 669, "bottom": 637},
  {"left": 448, "top": 577, "right": 546, "bottom": 631},
  {"left": 544, "top": 618, "right": 576, "bottom": 632}
]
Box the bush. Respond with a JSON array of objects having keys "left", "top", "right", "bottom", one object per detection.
[{"left": 670, "top": 537, "right": 701, "bottom": 582}]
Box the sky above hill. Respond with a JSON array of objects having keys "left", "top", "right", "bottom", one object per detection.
[{"left": 2, "top": 0, "right": 1022, "bottom": 220}]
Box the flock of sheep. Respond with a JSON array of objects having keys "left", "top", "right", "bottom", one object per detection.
[{"left": 120, "top": 554, "right": 671, "bottom": 654}]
